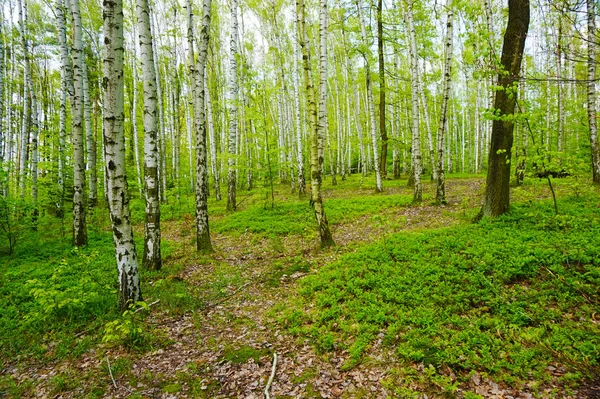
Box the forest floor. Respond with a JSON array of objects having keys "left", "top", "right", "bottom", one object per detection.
[{"left": 2, "top": 175, "right": 600, "bottom": 398}]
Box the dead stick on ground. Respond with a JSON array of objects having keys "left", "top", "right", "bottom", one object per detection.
[
  {"left": 106, "top": 357, "right": 117, "bottom": 389},
  {"left": 133, "top": 299, "right": 161, "bottom": 314},
  {"left": 264, "top": 352, "right": 278, "bottom": 399}
]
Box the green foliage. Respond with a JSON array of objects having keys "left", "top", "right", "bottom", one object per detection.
[
  {"left": 102, "top": 303, "right": 149, "bottom": 349},
  {"left": 220, "top": 345, "right": 269, "bottom": 364},
  {"left": 280, "top": 195, "right": 600, "bottom": 386}
]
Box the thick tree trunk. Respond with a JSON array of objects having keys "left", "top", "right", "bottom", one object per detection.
[
  {"left": 137, "top": 0, "right": 162, "bottom": 269},
  {"left": 587, "top": 0, "right": 600, "bottom": 183},
  {"left": 357, "top": 0, "right": 382, "bottom": 192},
  {"left": 435, "top": 7, "right": 453, "bottom": 204},
  {"left": 187, "top": 0, "right": 212, "bottom": 252},
  {"left": 103, "top": 0, "right": 142, "bottom": 309},
  {"left": 482, "top": 0, "right": 529, "bottom": 217},
  {"left": 227, "top": 0, "right": 238, "bottom": 212},
  {"left": 297, "top": 0, "right": 334, "bottom": 247},
  {"left": 70, "top": 0, "right": 87, "bottom": 246}
]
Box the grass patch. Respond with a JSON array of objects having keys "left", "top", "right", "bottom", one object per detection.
[
  {"left": 220, "top": 344, "right": 270, "bottom": 364},
  {"left": 278, "top": 194, "right": 600, "bottom": 387}
]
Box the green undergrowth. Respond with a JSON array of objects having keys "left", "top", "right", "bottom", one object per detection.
[
  {"left": 276, "top": 194, "right": 600, "bottom": 388},
  {"left": 211, "top": 193, "right": 414, "bottom": 237},
  {"left": 0, "top": 228, "right": 192, "bottom": 366}
]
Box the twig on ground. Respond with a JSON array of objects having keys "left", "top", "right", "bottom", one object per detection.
[
  {"left": 133, "top": 299, "right": 161, "bottom": 313},
  {"left": 264, "top": 352, "right": 278, "bottom": 399},
  {"left": 106, "top": 357, "right": 117, "bottom": 389}
]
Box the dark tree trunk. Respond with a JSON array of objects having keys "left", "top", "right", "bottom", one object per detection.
[{"left": 482, "top": 0, "right": 529, "bottom": 217}]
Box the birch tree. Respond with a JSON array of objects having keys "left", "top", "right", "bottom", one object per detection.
[
  {"left": 70, "top": 0, "right": 87, "bottom": 246},
  {"left": 56, "top": 0, "right": 73, "bottom": 212},
  {"left": 187, "top": 0, "right": 212, "bottom": 252},
  {"left": 103, "top": 0, "right": 142, "bottom": 309},
  {"left": 587, "top": 0, "right": 599, "bottom": 183},
  {"left": 226, "top": 0, "right": 238, "bottom": 212},
  {"left": 297, "top": 0, "right": 334, "bottom": 247},
  {"left": 435, "top": 6, "right": 453, "bottom": 204},
  {"left": 137, "top": 0, "right": 162, "bottom": 269},
  {"left": 17, "top": 0, "right": 29, "bottom": 199},
  {"left": 406, "top": 0, "right": 422, "bottom": 201},
  {"left": 293, "top": 18, "right": 306, "bottom": 196},
  {"left": 357, "top": 0, "right": 383, "bottom": 192}
]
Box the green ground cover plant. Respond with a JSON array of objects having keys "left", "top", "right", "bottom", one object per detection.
[{"left": 278, "top": 194, "right": 600, "bottom": 387}]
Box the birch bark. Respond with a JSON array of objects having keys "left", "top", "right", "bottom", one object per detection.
[
  {"left": 356, "top": 0, "right": 382, "bottom": 192},
  {"left": 226, "top": 0, "right": 238, "bottom": 211},
  {"left": 103, "top": 0, "right": 142, "bottom": 309},
  {"left": 587, "top": 0, "right": 599, "bottom": 182},
  {"left": 297, "top": 0, "right": 334, "bottom": 247},
  {"left": 406, "top": 0, "right": 422, "bottom": 201},
  {"left": 137, "top": 0, "right": 162, "bottom": 269},
  {"left": 70, "top": 0, "right": 87, "bottom": 246},
  {"left": 187, "top": 0, "right": 212, "bottom": 252},
  {"left": 435, "top": 7, "right": 453, "bottom": 204}
]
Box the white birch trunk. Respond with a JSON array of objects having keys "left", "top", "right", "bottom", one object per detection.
[
  {"left": 70, "top": 0, "right": 87, "bottom": 246},
  {"left": 588, "top": 0, "right": 599, "bottom": 182},
  {"left": 435, "top": 7, "right": 453, "bottom": 203},
  {"left": 103, "top": 0, "right": 142, "bottom": 309},
  {"left": 406, "top": 0, "right": 422, "bottom": 201},
  {"left": 137, "top": 0, "right": 162, "bottom": 269},
  {"left": 298, "top": 0, "right": 333, "bottom": 247},
  {"left": 356, "top": 0, "right": 382, "bottom": 192},
  {"left": 227, "top": 0, "right": 238, "bottom": 211},
  {"left": 187, "top": 0, "right": 212, "bottom": 251},
  {"left": 205, "top": 76, "right": 221, "bottom": 200},
  {"left": 18, "top": 0, "right": 29, "bottom": 199},
  {"left": 83, "top": 59, "right": 97, "bottom": 207},
  {"left": 130, "top": 39, "right": 143, "bottom": 197},
  {"left": 293, "top": 22, "right": 306, "bottom": 196}
]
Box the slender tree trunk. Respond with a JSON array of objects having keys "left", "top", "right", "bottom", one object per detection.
[
  {"left": 292, "top": 20, "right": 306, "bottom": 196},
  {"left": 0, "top": 17, "right": 4, "bottom": 173},
  {"left": 435, "top": 7, "right": 453, "bottom": 204},
  {"left": 187, "top": 0, "right": 212, "bottom": 252},
  {"left": 377, "top": 0, "right": 387, "bottom": 176},
  {"left": 70, "top": 0, "right": 87, "bottom": 246},
  {"left": 406, "top": 0, "right": 422, "bottom": 201},
  {"left": 130, "top": 39, "right": 143, "bottom": 197},
  {"left": 587, "top": 0, "right": 599, "bottom": 183},
  {"left": 226, "top": 0, "right": 238, "bottom": 211},
  {"left": 418, "top": 60, "right": 433, "bottom": 180},
  {"left": 30, "top": 73, "right": 38, "bottom": 225},
  {"left": 83, "top": 60, "right": 97, "bottom": 208},
  {"left": 206, "top": 76, "right": 221, "bottom": 200},
  {"left": 137, "top": 0, "right": 162, "bottom": 269},
  {"left": 556, "top": 19, "right": 563, "bottom": 155},
  {"left": 56, "top": 0, "right": 71, "bottom": 213},
  {"left": 103, "top": 0, "right": 142, "bottom": 309},
  {"left": 357, "top": 0, "right": 383, "bottom": 192},
  {"left": 18, "top": 0, "right": 29, "bottom": 200},
  {"left": 297, "top": 0, "right": 334, "bottom": 247},
  {"left": 149, "top": 7, "right": 167, "bottom": 203},
  {"left": 482, "top": 0, "right": 529, "bottom": 217}
]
